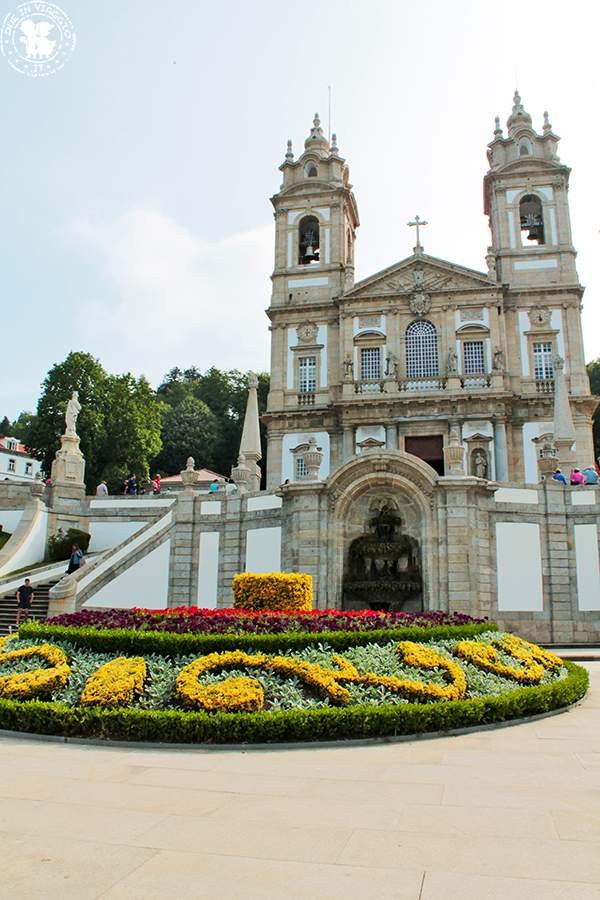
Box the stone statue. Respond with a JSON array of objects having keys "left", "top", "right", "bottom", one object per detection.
[
  {"left": 343, "top": 353, "right": 354, "bottom": 379},
  {"left": 493, "top": 347, "right": 505, "bottom": 372},
  {"left": 65, "top": 391, "right": 81, "bottom": 436},
  {"left": 446, "top": 348, "right": 458, "bottom": 375},
  {"left": 472, "top": 449, "right": 488, "bottom": 480}
]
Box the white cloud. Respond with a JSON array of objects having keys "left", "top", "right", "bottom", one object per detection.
[{"left": 66, "top": 210, "right": 273, "bottom": 383}]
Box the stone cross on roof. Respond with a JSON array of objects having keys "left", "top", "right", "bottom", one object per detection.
[{"left": 408, "top": 215, "right": 428, "bottom": 255}]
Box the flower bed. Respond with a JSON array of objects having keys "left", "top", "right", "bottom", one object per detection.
[
  {"left": 45, "top": 607, "right": 486, "bottom": 634},
  {"left": 0, "top": 628, "right": 587, "bottom": 744}
]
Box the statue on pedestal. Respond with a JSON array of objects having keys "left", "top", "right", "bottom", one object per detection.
[{"left": 65, "top": 391, "right": 81, "bottom": 436}]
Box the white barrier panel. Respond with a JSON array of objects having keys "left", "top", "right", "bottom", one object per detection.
[
  {"left": 198, "top": 532, "right": 219, "bottom": 607},
  {"left": 496, "top": 522, "right": 543, "bottom": 611},
  {"left": 575, "top": 524, "right": 600, "bottom": 611},
  {"left": 245, "top": 527, "right": 282, "bottom": 573},
  {"left": 84, "top": 540, "right": 171, "bottom": 609}
]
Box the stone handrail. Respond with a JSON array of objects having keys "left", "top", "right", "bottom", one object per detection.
[{"left": 0, "top": 498, "right": 48, "bottom": 578}]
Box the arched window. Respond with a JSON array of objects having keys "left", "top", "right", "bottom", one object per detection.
[
  {"left": 519, "top": 194, "right": 545, "bottom": 245},
  {"left": 298, "top": 215, "right": 320, "bottom": 265},
  {"left": 405, "top": 320, "right": 439, "bottom": 378},
  {"left": 304, "top": 163, "right": 318, "bottom": 177}
]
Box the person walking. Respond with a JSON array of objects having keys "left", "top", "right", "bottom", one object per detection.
[
  {"left": 96, "top": 480, "right": 108, "bottom": 496},
  {"left": 16, "top": 578, "right": 34, "bottom": 626},
  {"left": 67, "top": 543, "right": 83, "bottom": 574},
  {"left": 127, "top": 474, "right": 137, "bottom": 495}
]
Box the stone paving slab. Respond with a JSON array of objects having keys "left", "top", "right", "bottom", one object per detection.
[{"left": 0, "top": 663, "right": 597, "bottom": 899}]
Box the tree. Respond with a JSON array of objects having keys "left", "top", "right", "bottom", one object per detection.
[
  {"left": 28, "top": 351, "right": 163, "bottom": 491},
  {"left": 156, "top": 367, "right": 269, "bottom": 478},
  {"left": 29, "top": 351, "right": 108, "bottom": 480},
  {"left": 155, "top": 395, "right": 218, "bottom": 475},
  {"left": 587, "top": 358, "right": 600, "bottom": 458},
  {"left": 10, "top": 411, "right": 37, "bottom": 445},
  {"left": 0, "top": 416, "right": 10, "bottom": 436}
]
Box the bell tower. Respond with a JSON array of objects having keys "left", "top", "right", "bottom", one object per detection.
[
  {"left": 484, "top": 92, "right": 577, "bottom": 287},
  {"left": 270, "top": 113, "right": 360, "bottom": 308}
]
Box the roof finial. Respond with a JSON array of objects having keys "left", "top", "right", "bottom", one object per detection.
[
  {"left": 543, "top": 110, "right": 552, "bottom": 133},
  {"left": 330, "top": 132, "right": 339, "bottom": 155},
  {"left": 507, "top": 89, "right": 532, "bottom": 130},
  {"left": 493, "top": 115, "right": 503, "bottom": 138},
  {"left": 285, "top": 139, "right": 294, "bottom": 161}
]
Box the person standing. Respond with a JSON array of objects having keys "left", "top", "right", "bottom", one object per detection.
[
  {"left": 67, "top": 543, "right": 83, "bottom": 574},
  {"left": 16, "top": 578, "right": 34, "bottom": 626},
  {"left": 127, "top": 474, "right": 137, "bottom": 495},
  {"left": 96, "top": 480, "right": 108, "bottom": 496},
  {"left": 152, "top": 473, "right": 161, "bottom": 494}
]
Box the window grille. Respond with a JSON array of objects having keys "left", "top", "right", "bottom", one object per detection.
[
  {"left": 295, "top": 456, "right": 308, "bottom": 480},
  {"left": 360, "top": 347, "right": 381, "bottom": 381},
  {"left": 298, "top": 356, "right": 316, "bottom": 393},
  {"left": 25, "top": 462, "right": 32, "bottom": 475},
  {"left": 405, "top": 320, "right": 439, "bottom": 378},
  {"left": 533, "top": 342, "right": 554, "bottom": 380},
  {"left": 8, "top": 459, "right": 15, "bottom": 472},
  {"left": 463, "top": 340, "right": 485, "bottom": 375}
]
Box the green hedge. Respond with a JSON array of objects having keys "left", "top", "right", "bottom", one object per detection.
[
  {"left": 0, "top": 661, "right": 588, "bottom": 744},
  {"left": 18, "top": 621, "right": 496, "bottom": 656}
]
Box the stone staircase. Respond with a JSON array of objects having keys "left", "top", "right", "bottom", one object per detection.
[{"left": 0, "top": 578, "right": 60, "bottom": 634}]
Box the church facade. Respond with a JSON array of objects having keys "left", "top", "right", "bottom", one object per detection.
[
  {"left": 264, "top": 95, "right": 595, "bottom": 489},
  {"left": 1, "top": 93, "right": 598, "bottom": 645}
]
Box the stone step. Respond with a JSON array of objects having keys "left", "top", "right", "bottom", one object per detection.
[{"left": 0, "top": 581, "right": 57, "bottom": 634}]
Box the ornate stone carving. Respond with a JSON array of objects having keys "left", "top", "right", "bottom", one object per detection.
[
  {"left": 408, "top": 292, "right": 431, "bottom": 317},
  {"left": 492, "top": 346, "right": 505, "bottom": 372},
  {"left": 460, "top": 308, "right": 484, "bottom": 322},
  {"left": 528, "top": 307, "right": 551, "bottom": 328},
  {"left": 357, "top": 314, "right": 381, "bottom": 329},
  {"left": 296, "top": 321, "right": 318, "bottom": 343}
]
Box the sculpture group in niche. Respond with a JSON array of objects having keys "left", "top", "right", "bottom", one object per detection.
[{"left": 343, "top": 500, "right": 422, "bottom": 612}]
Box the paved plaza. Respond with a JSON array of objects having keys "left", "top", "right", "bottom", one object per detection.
[{"left": 0, "top": 664, "right": 597, "bottom": 899}]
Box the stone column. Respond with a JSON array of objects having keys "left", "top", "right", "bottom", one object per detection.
[{"left": 493, "top": 420, "right": 509, "bottom": 482}]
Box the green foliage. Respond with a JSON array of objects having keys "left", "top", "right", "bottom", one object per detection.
[
  {"left": 0, "top": 530, "right": 11, "bottom": 550},
  {"left": 0, "top": 416, "right": 10, "bottom": 436},
  {"left": 46, "top": 528, "right": 91, "bottom": 562},
  {"left": 155, "top": 367, "right": 269, "bottom": 479},
  {"left": 0, "top": 661, "right": 587, "bottom": 744},
  {"left": 9, "top": 411, "right": 37, "bottom": 445},
  {"left": 154, "top": 395, "right": 218, "bottom": 475},
  {"left": 587, "top": 358, "right": 600, "bottom": 458},
  {"left": 25, "top": 351, "right": 163, "bottom": 491},
  {"left": 19, "top": 621, "right": 496, "bottom": 656}
]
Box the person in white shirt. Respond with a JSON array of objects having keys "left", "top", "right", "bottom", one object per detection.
[{"left": 96, "top": 480, "right": 108, "bottom": 496}]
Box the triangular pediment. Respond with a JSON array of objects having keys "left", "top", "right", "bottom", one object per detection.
[{"left": 343, "top": 252, "right": 494, "bottom": 299}]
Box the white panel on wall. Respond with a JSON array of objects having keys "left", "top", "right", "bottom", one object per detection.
[
  {"left": 494, "top": 488, "right": 539, "bottom": 505},
  {"left": 496, "top": 522, "right": 543, "bottom": 611},
  {"left": 287, "top": 232, "right": 293, "bottom": 268},
  {"left": 324, "top": 227, "right": 331, "bottom": 264},
  {"left": 247, "top": 495, "right": 282, "bottom": 511},
  {"left": 245, "top": 526, "right": 281, "bottom": 573},
  {"left": 90, "top": 499, "right": 174, "bottom": 508},
  {"left": 200, "top": 501, "right": 221, "bottom": 514},
  {"left": 518, "top": 311, "right": 530, "bottom": 376},
  {"left": 88, "top": 520, "right": 146, "bottom": 553},
  {"left": 550, "top": 310, "right": 565, "bottom": 371},
  {"left": 313, "top": 206, "right": 331, "bottom": 221},
  {"left": 287, "top": 277, "right": 329, "bottom": 288},
  {"left": 507, "top": 210, "right": 516, "bottom": 248},
  {"left": 287, "top": 327, "right": 295, "bottom": 389},
  {"left": 318, "top": 324, "right": 328, "bottom": 387},
  {"left": 548, "top": 207, "right": 558, "bottom": 245},
  {"left": 0, "top": 510, "right": 24, "bottom": 533},
  {"left": 84, "top": 540, "right": 171, "bottom": 609},
  {"left": 281, "top": 432, "right": 330, "bottom": 482},
  {"left": 575, "top": 524, "right": 600, "bottom": 611},
  {"left": 522, "top": 421, "right": 552, "bottom": 484},
  {"left": 572, "top": 491, "right": 596, "bottom": 506},
  {"left": 514, "top": 259, "right": 558, "bottom": 270},
  {"left": 198, "top": 531, "right": 219, "bottom": 608}
]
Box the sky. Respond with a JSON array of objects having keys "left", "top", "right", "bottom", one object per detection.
[{"left": 1, "top": 0, "right": 599, "bottom": 419}]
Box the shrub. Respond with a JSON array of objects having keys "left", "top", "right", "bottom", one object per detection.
[
  {"left": 0, "top": 661, "right": 587, "bottom": 744},
  {"left": 233, "top": 573, "right": 313, "bottom": 612},
  {"left": 19, "top": 620, "right": 496, "bottom": 656},
  {"left": 46, "top": 528, "right": 91, "bottom": 562}
]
